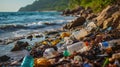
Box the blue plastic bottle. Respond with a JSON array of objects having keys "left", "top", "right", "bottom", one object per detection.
[{"left": 102, "top": 41, "right": 109, "bottom": 47}]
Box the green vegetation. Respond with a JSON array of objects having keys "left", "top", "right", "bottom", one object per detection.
[
  {"left": 19, "top": 0, "right": 69, "bottom": 11},
  {"left": 69, "top": 0, "right": 114, "bottom": 12},
  {"left": 19, "top": 0, "right": 115, "bottom": 12}
]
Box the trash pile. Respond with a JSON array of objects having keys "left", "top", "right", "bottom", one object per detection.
[
  {"left": 19, "top": 21, "right": 120, "bottom": 67},
  {"left": 0, "top": 22, "right": 120, "bottom": 67}
]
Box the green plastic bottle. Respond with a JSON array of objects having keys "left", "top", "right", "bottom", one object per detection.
[
  {"left": 21, "top": 55, "right": 34, "bottom": 67},
  {"left": 102, "top": 58, "right": 109, "bottom": 67},
  {"left": 63, "top": 50, "right": 70, "bottom": 57}
]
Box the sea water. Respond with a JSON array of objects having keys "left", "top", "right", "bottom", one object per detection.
[
  {"left": 0, "top": 11, "right": 75, "bottom": 56},
  {"left": 0, "top": 12, "right": 75, "bottom": 39}
]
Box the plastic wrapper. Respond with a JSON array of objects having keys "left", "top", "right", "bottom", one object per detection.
[
  {"left": 42, "top": 41, "right": 48, "bottom": 45},
  {"left": 34, "top": 57, "right": 51, "bottom": 67},
  {"left": 51, "top": 39, "right": 60, "bottom": 46},
  {"left": 60, "top": 32, "right": 70, "bottom": 38}
]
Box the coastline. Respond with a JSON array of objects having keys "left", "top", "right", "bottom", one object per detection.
[{"left": 0, "top": 5, "right": 120, "bottom": 66}]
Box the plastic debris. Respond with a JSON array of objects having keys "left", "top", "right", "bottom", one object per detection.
[
  {"left": 21, "top": 55, "right": 34, "bottom": 67},
  {"left": 63, "top": 50, "right": 70, "bottom": 57},
  {"left": 67, "top": 42, "right": 86, "bottom": 54},
  {"left": 60, "top": 32, "right": 70, "bottom": 38},
  {"left": 43, "top": 48, "right": 57, "bottom": 59},
  {"left": 72, "top": 29, "right": 88, "bottom": 40},
  {"left": 34, "top": 57, "right": 51, "bottom": 67}
]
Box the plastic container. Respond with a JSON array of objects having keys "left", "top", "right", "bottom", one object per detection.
[
  {"left": 72, "top": 29, "right": 88, "bottom": 40},
  {"left": 67, "top": 42, "right": 85, "bottom": 54},
  {"left": 21, "top": 55, "right": 34, "bottom": 67},
  {"left": 43, "top": 48, "right": 56, "bottom": 59}
]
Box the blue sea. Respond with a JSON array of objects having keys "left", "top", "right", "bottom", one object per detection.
[{"left": 0, "top": 12, "right": 75, "bottom": 39}]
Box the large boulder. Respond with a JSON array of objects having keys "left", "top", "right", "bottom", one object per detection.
[
  {"left": 11, "top": 41, "right": 29, "bottom": 51},
  {"left": 96, "top": 5, "right": 120, "bottom": 29},
  {"left": 63, "top": 17, "right": 86, "bottom": 29}
]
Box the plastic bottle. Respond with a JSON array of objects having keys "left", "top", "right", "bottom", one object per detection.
[
  {"left": 21, "top": 55, "right": 34, "bottom": 67},
  {"left": 102, "top": 41, "right": 109, "bottom": 47},
  {"left": 67, "top": 42, "right": 85, "bottom": 54},
  {"left": 63, "top": 49, "right": 70, "bottom": 57},
  {"left": 43, "top": 48, "right": 56, "bottom": 58}
]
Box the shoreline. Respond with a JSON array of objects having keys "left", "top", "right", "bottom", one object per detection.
[{"left": 0, "top": 5, "right": 120, "bottom": 66}]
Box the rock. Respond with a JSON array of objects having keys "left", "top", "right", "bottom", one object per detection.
[
  {"left": 0, "top": 40, "right": 4, "bottom": 45},
  {"left": 62, "top": 9, "right": 71, "bottom": 16},
  {"left": 63, "top": 17, "right": 86, "bottom": 29},
  {"left": 0, "top": 40, "right": 2, "bottom": 42},
  {"left": 0, "top": 55, "right": 10, "bottom": 62},
  {"left": 96, "top": 5, "right": 120, "bottom": 29},
  {"left": 62, "top": 6, "right": 85, "bottom": 16},
  {"left": 43, "top": 22, "right": 57, "bottom": 25},
  {"left": 45, "top": 31, "right": 59, "bottom": 35},
  {"left": 5, "top": 39, "right": 14, "bottom": 44},
  {"left": 111, "top": 11, "right": 120, "bottom": 29},
  {"left": 80, "top": 7, "right": 93, "bottom": 18},
  {"left": 27, "top": 35, "right": 33, "bottom": 39},
  {"left": 11, "top": 41, "right": 29, "bottom": 51},
  {"left": 35, "top": 35, "right": 43, "bottom": 38},
  {"left": 86, "top": 13, "right": 97, "bottom": 20},
  {"left": 117, "top": 24, "right": 120, "bottom": 29},
  {"left": 81, "top": 13, "right": 88, "bottom": 18},
  {"left": 71, "top": 6, "right": 85, "bottom": 14},
  {"left": 85, "top": 7, "right": 93, "bottom": 14}
]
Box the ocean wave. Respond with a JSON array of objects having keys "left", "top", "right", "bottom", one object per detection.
[
  {"left": 0, "top": 18, "right": 74, "bottom": 31},
  {"left": 0, "top": 24, "right": 26, "bottom": 30},
  {"left": 0, "top": 22, "right": 60, "bottom": 31}
]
